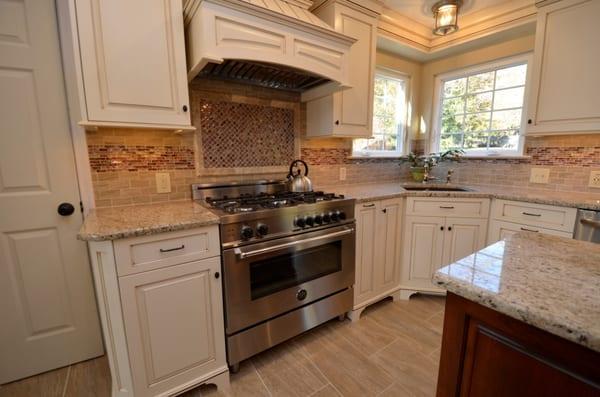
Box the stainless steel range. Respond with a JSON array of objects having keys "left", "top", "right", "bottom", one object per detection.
[{"left": 192, "top": 181, "right": 355, "bottom": 371}]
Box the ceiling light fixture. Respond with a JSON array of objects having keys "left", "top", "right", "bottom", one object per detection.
[{"left": 432, "top": 0, "right": 462, "bottom": 36}]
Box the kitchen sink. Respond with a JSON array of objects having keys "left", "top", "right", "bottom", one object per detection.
[{"left": 402, "top": 186, "right": 473, "bottom": 192}]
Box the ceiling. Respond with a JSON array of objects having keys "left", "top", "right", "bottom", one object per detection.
[{"left": 382, "top": 0, "right": 512, "bottom": 28}]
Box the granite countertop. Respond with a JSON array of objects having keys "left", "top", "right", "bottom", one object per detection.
[
  {"left": 78, "top": 201, "right": 220, "bottom": 241},
  {"left": 433, "top": 232, "right": 600, "bottom": 353},
  {"left": 320, "top": 181, "right": 600, "bottom": 210}
]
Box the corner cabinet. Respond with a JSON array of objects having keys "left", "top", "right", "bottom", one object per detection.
[
  {"left": 87, "top": 227, "right": 228, "bottom": 397},
  {"left": 349, "top": 198, "right": 403, "bottom": 321},
  {"left": 67, "top": 0, "right": 193, "bottom": 131},
  {"left": 400, "top": 198, "right": 490, "bottom": 299},
  {"left": 306, "top": 0, "right": 380, "bottom": 138},
  {"left": 526, "top": 0, "right": 600, "bottom": 135}
]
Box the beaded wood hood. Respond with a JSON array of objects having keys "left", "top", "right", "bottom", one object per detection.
[{"left": 183, "top": 0, "right": 356, "bottom": 101}]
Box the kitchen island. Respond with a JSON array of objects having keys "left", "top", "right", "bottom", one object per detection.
[{"left": 433, "top": 232, "right": 600, "bottom": 397}]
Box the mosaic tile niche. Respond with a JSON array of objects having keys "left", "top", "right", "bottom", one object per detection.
[{"left": 191, "top": 81, "right": 302, "bottom": 176}]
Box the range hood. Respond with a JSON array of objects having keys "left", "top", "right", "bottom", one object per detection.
[{"left": 183, "top": 0, "right": 356, "bottom": 101}]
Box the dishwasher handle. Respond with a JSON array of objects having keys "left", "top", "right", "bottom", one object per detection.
[{"left": 580, "top": 218, "right": 600, "bottom": 229}]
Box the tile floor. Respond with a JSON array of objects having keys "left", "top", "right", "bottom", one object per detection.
[{"left": 0, "top": 294, "right": 445, "bottom": 397}]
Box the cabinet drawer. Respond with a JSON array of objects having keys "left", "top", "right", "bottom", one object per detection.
[
  {"left": 488, "top": 219, "right": 574, "bottom": 245},
  {"left": 405, "top": 197, "right": 490, "bottom": 218},
  {"left": 491, "top": 200, "right": 577, "bottom": 232},
  {"left": 114, "top": 227, "right": 220, "bottom": 276}
]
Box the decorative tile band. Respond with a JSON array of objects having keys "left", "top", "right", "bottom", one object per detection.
[
  {"left": 198, "top": 99, "right": 295, "bottom": 168},
  {"left": 526, "top": 146, "right": 600, "bottom": 167},
  {"left": 88, "top": 145, "right": 195, "bottom": 172}
]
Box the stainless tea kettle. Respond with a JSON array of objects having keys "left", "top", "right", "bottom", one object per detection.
[{"left": 287, "top": 159, "right": 313, "bottom": 192}]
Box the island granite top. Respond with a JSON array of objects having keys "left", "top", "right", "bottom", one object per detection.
[{"left": 433, "top": 232, "right": 600, "bottom": 353}]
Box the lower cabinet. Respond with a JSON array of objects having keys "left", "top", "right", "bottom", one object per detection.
[
  {"left": 400, "top": 198, "right": 489, "bottom": 298},
  {"left": 119, "top": 257, "right": 226, "bottom": 396},
  {"left": 351, "top": 198, "right": 403, "bottom": 321},
  {"left": 87, "top": 226, "right": 228, "bottom": 397}
]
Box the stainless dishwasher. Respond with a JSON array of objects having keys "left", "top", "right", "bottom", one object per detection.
[{"left": 574, "top": 209, "right": 600, "bottom": 243}]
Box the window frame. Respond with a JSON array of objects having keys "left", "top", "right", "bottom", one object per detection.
[
  {"left": 430, "top": 53, "right": 533, "bottom": 157},
  {"left": 352, "top": 67, "right": 411, "bottom": 158}
]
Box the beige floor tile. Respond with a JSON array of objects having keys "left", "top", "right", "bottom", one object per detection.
[
  {"left": 326, "top": 315, "right": 398, "bottom": 358},
  {"left": 378, "top": 382, "right": 414, "bottom": 397},
  {"left": 372, "top": 337, "right": 439, "bottom": 397},
  {"left": 296, "top": 324, "right": 394, "bottom": 397},
  {"left": 63, "top": 356, "right": 110, "bottom": 397},
  {"left": 0, "top": 365, "right": 69, "bottom": 397},
  {"left": 310, "top": 384, "right": 341, "bottom": 397},
  {"left": 426, "top": 312, "right": 445, "bottom": 332},
  {"left": 189, "top": 362, "right": 269, "bottom": 397},
  {"left": 251, "top": 341, "right": 327, "bottom": 397}
]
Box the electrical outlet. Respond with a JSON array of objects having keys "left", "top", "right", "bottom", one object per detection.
[
  {"left": 589, "top": 171, "right": 600, "bottom": 188},
  {"left": 529, "top": 168, "right": 550, "bottom": 184},
  {"left": 155, "top": 172, "right": 171, "bottom": 193},
  {"left": 339, "top": 167, "right": 346, "bottom": 181}
]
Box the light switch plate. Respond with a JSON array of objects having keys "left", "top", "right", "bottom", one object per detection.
[
  {"left": 339, "top": 167, "right": 346, "bottom": 181},
  {"left": 530, "top": 168, "right": 550, "bottom": 184},
  {"left": 155, "top": 172, "right": 171, "bottom": 193},
  {"left": 589, "top": 170, "right": 600, "bottom": 188}
]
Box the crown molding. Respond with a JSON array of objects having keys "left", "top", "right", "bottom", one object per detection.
[{"left": 378, "top": 0, "right": 537, "bottom": 59}]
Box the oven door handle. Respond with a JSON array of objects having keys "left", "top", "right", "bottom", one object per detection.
[{"left": 234, "top": 228, "right": 354, "bottom": 259}]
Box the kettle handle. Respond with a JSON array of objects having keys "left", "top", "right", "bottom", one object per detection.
[{"left": 289, "top": 159, "right": 309, "bottom": 177}]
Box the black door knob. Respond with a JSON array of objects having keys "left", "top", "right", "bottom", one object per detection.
[{"left": 57, "top": 202, "right": 75, "bottom": 216}]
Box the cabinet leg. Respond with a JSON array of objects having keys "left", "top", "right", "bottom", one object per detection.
[
  {"left": 337, "top": 314, "right": 346, "bottom": 321},
  {"left": 347, "top": 307, "right": 365, "bottom": 323},
  {"left": 210, "top": 371, "right": 230, "bottom": 392},
  {"left": 397, "top": 290, "right": 418, "bottom": 301},
  {"left": 229, "top": 363, "right": 240, "bottom": 374}
]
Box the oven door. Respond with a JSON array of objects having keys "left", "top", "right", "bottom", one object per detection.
[{"left": 222, "top": 223, "right": 355, "bottom": 334}]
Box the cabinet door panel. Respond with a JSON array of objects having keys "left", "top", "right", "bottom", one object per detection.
[
  {"left": 443, "top": 218, "right": 488, "bottom": 266},
  {"left": 354, "top": 202, "right": 379, "bottom": 305},
  {"left": 402, "top": 216, "right": 444, "bottom": 285},
  {"left": 527, "top": 0, "right": 600, "bottom": 134},
  {"left": 120, "top": 257, "right": 226, "bottom": 396},
  {"left": 76, "top": 0, "right": 190, "bottom": 126},
  {"left": 376, "top": 198, "right": 402, "bottom": 292}
]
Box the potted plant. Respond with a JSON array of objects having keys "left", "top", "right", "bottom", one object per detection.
[{"left": 402, "top": 149, "right": 464, "bottom": 182}]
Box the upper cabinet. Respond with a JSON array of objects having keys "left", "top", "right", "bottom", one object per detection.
[
  {"left": 526, "top": 0, "right": 600, "bottom": 135},
  {"left": 69, "top": 0, "right": 193, "bottom": 130},
  {"left": 306, "top": 0, "right": 380, "bottom": 138}
]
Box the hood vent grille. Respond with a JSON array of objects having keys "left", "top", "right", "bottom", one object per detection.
[{"left": 197, "top": 60, "right": 330, "bottom": 92}]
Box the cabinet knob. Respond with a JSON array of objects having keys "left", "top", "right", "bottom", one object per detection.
[
  {"left": 448, "top": 226, "right": 452, "bottom": 231},
  {"left": 382, "top": 208, "right": 387, "bottom": 213},
  {"left": 182, "top": 105, "right": 188, "bottom": 112},
  {"left": 335, "top": 120, "right": 340, "bottom": 125},
  {"left": 440, "top": 226, "right": 444, "bottom": 231},
  {"left": 214, "top": 272, "right": 220, "bottom": 279},
  {"left": 527, "top": 119, "right": 532, "bottom": 124}
]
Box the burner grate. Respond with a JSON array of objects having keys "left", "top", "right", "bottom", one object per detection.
[{"left": 206, "top": 191, "right": 344, "bottom": 212}]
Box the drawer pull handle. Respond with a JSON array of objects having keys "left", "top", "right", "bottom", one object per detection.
[
  {"left": 159, "top": 244, "right": 185, "bottom": 253},
  {"left": 522, "top": 212, "right": 541, "bottom": 217},
  {"left": 520, "top": 227, "right": 539, "bottom": 233},
  {"left": 363, "top": 203, "right": 375, "bottom": 207},
  {"left": 439, "top": 206, "right": 455, "bottom": 209}
]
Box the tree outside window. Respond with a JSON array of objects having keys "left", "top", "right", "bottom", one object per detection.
[{"left": 353, "top": 72, "right": 408, "bottom": 156}]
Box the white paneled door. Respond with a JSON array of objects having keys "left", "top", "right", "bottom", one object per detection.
[{"left": 0, "top": 0, "right": 103, "bottom": 384}]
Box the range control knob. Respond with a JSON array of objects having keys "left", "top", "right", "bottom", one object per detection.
[
  {"left": 305, "top": 216, "right": 314, "bottom": 227},
  {"left": 314, "top": 214, "right": 323, "bottom": 225},
  {"left": 240, "top": 225, "right": 254, "bottom": 240},
  {"left": 295, "top": 217, "right": 306, "bottom": 228},
  {"left": 338, "top": 211, "right": 346, "bottom": 221},
  {"left": 256, "top": 223, "right": 269, "bottom": 237},
  {"left": 322, "top": 213, "right": 331, "bottom": 223},
  {"left": 330, "top": 211, "right": 339, "bottom": 222}
]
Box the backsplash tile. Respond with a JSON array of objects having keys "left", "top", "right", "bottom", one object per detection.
[
  {"left": 88, "top": 144, "right": 194, "bottom": 172},
  {"left": 198, "top": 99, "right": 295, "bottom": 168}
]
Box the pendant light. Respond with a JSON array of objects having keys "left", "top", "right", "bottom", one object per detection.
[{"left": 432, "top": 0, "right": 462, "bottom": 36}]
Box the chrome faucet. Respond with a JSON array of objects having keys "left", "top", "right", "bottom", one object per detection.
[{"left": 446, "top": 169, "right": 454, "bottom": 184}]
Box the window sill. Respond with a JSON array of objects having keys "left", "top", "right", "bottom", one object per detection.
[
  {"left": 348, "top": 154, "right": 404, "bottom": 159},
  {"left": 460, "top": 155, "right": 531, "bottom": 160}
]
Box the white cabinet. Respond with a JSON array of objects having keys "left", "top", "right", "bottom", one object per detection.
[
  {"left": 487, "top": 199, "right": 576, "bottom": 244},
  {"left": 400, "top": 198, "right": 489, "bottom": 298},
  {"left": 70, "top": 0, "right": 193, "bottom": 130},
  {"left": 87, "top": 226, "right": 228, "bottom": 397},
  {"left": 526, "top": 0, "right": 600, "bottom": 135},
  {"left": 306, "top": 0, "right": 380, "bottom": 138},
  {"left": 120, "top": 258, "right": 226, "bottom": 397},
  {"left": 350, "top": 198, "right": 403, "bottom": 321}
]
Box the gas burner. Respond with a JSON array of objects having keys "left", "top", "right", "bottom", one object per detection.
[{"left": 204, "top": 190, "right": 345, "bottom": 213}]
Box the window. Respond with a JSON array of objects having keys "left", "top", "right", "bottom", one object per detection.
[
  {"left": 432, "top": 55, "right": 530, "bottom": 156},
  {"left": 353, "top": 71, "right": 409, "bottom": 156}
]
